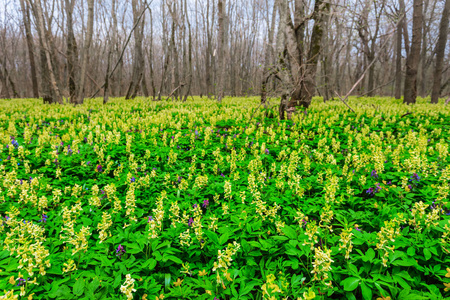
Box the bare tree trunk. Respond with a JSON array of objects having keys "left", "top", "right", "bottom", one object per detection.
[
  {"left": 30, "top": 0, "right": 63, "bottom": 104},
  {"left": 431, "top": 0, "right": 449, "bottom": 103},
  {"left": 216, "top": 0, "right": 226, "bottom": 102},
  {"left": 403, "top": 0, "right": 423, "bottom": 104},
  {"left": 289, "top": 0, "right": 329, "bottom": 109},
  {"left": 103, "top": 51, "right": 111, "bottom": 104},
  {"left": 147, "top": 8, "right": 156, "bottom": 98},
  {"left": 183, "top": 0, "right": 193, "bottom": 102},
  {"left": 65, "top": 0, "right": 78, "bottom": 103},
  {"left": 400, "top": 0, "right": 410, "bottom": 57},
  {"left": 0, "top": 65, "right": 10, "bottom": 98},
  {"left": 77, "top": 0, "right": 94, "bottom": 104},
  {"left": 20, "top": 0, "right": 39, "bottom": 98},
  {"left": 261, "top": 0, "right": 277, "bottom": 104},
  {"left": 126, "top": 0, "right": 145, "bottom": 100},
  {"left": 394, "top": 6, "right": 403, "bottom": 99}
]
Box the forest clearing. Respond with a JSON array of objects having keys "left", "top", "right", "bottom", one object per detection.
[
  {"left": 1, "top": 0, "right": 450, "bottom": 298},
  {"left": 0, "top": 96, "right": 450, "bottom": 299}
]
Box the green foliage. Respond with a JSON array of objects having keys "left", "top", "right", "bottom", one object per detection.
[{"left": 0, "top": 96, "right": 449, "bottom": 299}]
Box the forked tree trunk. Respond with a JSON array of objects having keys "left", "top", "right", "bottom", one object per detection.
[
  {"left": 394, "top": 6, "right": 403, "bottom": 99},
  {"left": 19, "top": 0, "right": 39, "bottom": 98},
  {"left": 431, "top": 0, "right": 449, "bottom": 104},
  {"left": 288, "top": 0, "right": 329, "bottom": 109},
  {"left": 126, "top": 0, "right": 145, "bottom": 100},
  {"left": 65, "top": 0, "right": 78, "bottom": 103},
  {"left": 77, "top": 0, "right": 94, "bottom": 104},
  {"left": 216, "top": 0, "right": 226, "bottom": 102},
  {"left": 30, "top": 0, "right": 63, "bottom": 104},
  {"left": 403, "top": 0, "right": 423, "bottom": 104}
]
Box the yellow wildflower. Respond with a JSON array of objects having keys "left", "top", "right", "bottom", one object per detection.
[
  {"left": 444, "top": 282, "right": 450, "bottom": 292},
  {"left": 173, "top": 278, "right": 183, "bottom": 287},
  {"left": 446, "top": 267, "right": 450, "bottom": 278},
  {"left": 198, "top": 269, "right": 207, "bottom": 276},
  {"left": 8, "top": 276, "right": 15, "bottom": 285}
]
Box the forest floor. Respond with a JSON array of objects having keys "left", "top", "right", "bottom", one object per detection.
[{"left": 0, "top": 96, "right": 449, "bottom": 299}]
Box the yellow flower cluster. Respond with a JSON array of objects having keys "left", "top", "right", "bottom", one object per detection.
[
  {"left": 339, "top": 227, "right": 353, "bottom": 259},
  {"left": 376, "top": 214, "right": 405, "bottom": 267},
  {"left": 311, "top": 246, "right": 334, "bottom": 288},
  {"left": 212, "top": 241, "right": 240, "bottom": 289},
  {"left": 148, "top": 191, "right": 166, "bottom": 239},
  {"left": 120, "top": 274, "right": 136, "bottom": 300},
  {"left": 97, "top": 212, "right": 113, "bottom": 243}
]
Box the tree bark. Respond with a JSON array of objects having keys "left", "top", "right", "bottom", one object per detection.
[
  {"left": 19, "top": 0, "right": 39, "bottom": 98},
  {"left": 65, "top": 0, "right": 78, "bottom": 103},
  {"left": 217, "top": 0, "right": 226, "bottom": 102},
  {"left": 431, "top": 0, "right": 449, "bottom": 103},
  {"left": 30, "top": 0, "right": 63, "bottom": 104},
  {"left": 261, "top": 0, "right": 277, "bottom": 104},
  {"left": 77, "top": 0, "right": 94, "bottom": 104},
  {"left": 288, "top": 0, "right": 329, "bottom": 109},
  {"left": 126, "top": 0, "right": 145, "bottom": 100},
  {"left": 403, "top": 0, "right": 423, "bottom": 104},
  {"left": 394, "top": 6, "right": 403, "bottom": 99}
]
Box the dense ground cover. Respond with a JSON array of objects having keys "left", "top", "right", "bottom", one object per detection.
[{"left": 0, "top": 96, "right": 449, "bottom": 300}]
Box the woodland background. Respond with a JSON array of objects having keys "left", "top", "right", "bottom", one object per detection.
[{"left": 0, "top": 0, "right": 448, "bottom": 108}]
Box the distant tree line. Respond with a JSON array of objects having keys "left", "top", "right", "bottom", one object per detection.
[{"left": 0, "top": 0, "right": 448, "bottom": 108}]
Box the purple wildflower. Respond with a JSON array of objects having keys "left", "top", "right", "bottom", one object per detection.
[
  {"left": 410, "top": 173, "right": 420, "bottom": 182},
  {"left": 265, "top": 149, "right": 270, "bottom": 154},
  {"left": 131, "top": 177, "right": 136, "bottom": 183},
  {"left": 148, "top": 216, "right": 154, "bottom": 223},
  {"left": 370, "top": 170, "right": 378, "bottom": 178},
  {"left": 40, "top": 214, "right": 48, "bottom": 223},
  {"left": 17, "top": 278, "right": 26, "bottom": 286},
  {"left": 188, "top": 218, "right": 194, "bottom": 227},
  {"left": 97, "top": 165, "right": 103, "bottom": 172},
  {"left": 116, "top": 244, "right": 125, "bottom": 258},
  {"left": 202, "top": 199, "right": 209, "bottom": 208}
]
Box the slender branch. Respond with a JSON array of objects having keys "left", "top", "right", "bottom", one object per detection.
[
  {"left": 359, "top": 79, "right": 396, "bottom": 97},
  {"left": 166, "top": 83, "right": 185, "bottom": 101},
  {"left": 339, "top": 14, "right": 406, "bottom": 104},
  {"left": 334, "top": 91, "right": 355, "bottom": 113},
  {"left": 90, "top": 3, "right": 149, "bottom": 99}
]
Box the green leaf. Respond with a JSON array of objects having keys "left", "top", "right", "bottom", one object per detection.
[
  {"left": 55, "top": 285, "right": 73, "bottom": 299},
  {"left": 219, "top": 232, "right": 230, "bottom": 245},
  {"left": 240, "top": 282, "right": 257, "bottom": 296},
  {"left": 282, "top": 225, "right": 297, "bottom": 240},
  {"left": 423, "top": 248, "right": 431, "bottom": 261},
  {"left": 205, "top": 230, "right": 219, "bottom": 245},
  {"left": 394, "top": 275, "right": 411, "bottom": 290},
  {"left": 73, "top": 278, "right": 85, "bottom": 296},
  {"left": 361, "top": 281, "right": 372, "bottom": 300},
  {"left": 342, "top": 277, "right": 360, "bottom": 291},
  {"left": 100, "top": 256, "right": 113, "bottom": 267},
  {"left": 164, "top": 273, "right": 171, "bottom": 292},
  {"left": 407, "top": 247, "right": 415, "bottom": 256},
  {"left": 142, "top": 258, "right": 157, "bottom": 270},
  {"left": 167, "top": 255, "right": 183, "bottom": 264},
  {"left": 365, "top": 248, "right": 375, "bottom": 262}
]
